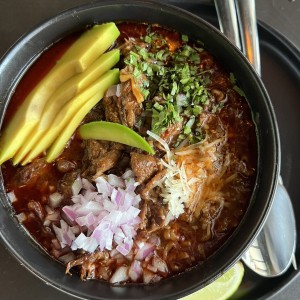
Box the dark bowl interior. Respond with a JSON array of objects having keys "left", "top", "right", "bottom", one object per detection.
[{"left": 0, "top": 1, "right": 280, "bottom": 299}]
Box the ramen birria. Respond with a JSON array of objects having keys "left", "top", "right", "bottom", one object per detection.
[{"left": 0, "top": 22, "right": 257, "bottom": 284}]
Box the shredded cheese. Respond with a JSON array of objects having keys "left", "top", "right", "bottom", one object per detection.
[{"left": 147, "top": 130, "right": 191, "bottom": 218}]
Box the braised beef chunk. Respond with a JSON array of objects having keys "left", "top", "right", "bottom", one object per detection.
[
  {"left": 118, "top": 81, "right": 143, "bottom": 128},
  {"left": 82, "top": 103, "right": 104, "bottom": 123},
  {"left": 12, "top": 158, "right": 52, "bottom": 187},
  {"left": 103, "top": 81, "right": 143, "bottom": 128},
  {"left": 140, "top": 200, "right": 169, "bottom": 232},
  {"left": 58, "top": 170, "right": 80, "bottom": 198},
  {"left": 81, "top": 140, "right": 123, "bottom": 180},
  {"left": 103, "top": 95, "right": 121, "bottom": 124},
  {"left": 55, "top": 159, "right": 77, "bottom": 173},
  {"left": 130, "top": 152, "right": 159, "bottom": 184},
  {"left": 28, "top": 200, "right": 45, "bottom": 221}
]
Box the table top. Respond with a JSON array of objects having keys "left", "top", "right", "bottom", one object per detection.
[{"left": 0, "top": 1, "right": 299, "bottom": 299}]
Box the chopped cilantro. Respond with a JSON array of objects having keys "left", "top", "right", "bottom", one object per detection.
[
  {"left": 230, "top": 72, "right": 236, "bottom": 84},
  {"left": 182, "top": 34, "right": 189, "bottom": 42},
  {"left": 123, "top": 30, "right": 215, "bottom": 142},
  {"left": 233, "top": 85, "right": 246, "bottom": 97}
]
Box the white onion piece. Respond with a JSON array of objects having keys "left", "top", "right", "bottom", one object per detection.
[
  {"left": 71, "top": 176, "right": 82, "bottom": 196},
  {"left": 152, "top": 256, "right": 168, "bottom": 273},
  {"left": 106, "top": 84, "right": 118, "bottom": 97},
  {"left": 58, "top": 252, "right": 76, "bottom": 264},
  {"left": 110, "top": 266, "right": 129, "bottom": 284},
  {"left": 108, "top": 174, "right": 125, "bottom": 188},
  {"left": 143, "top": 269, "right": 155, "bottom": 284},
  {"left": 16, "top": 212, "right": 26, "bottom": 223},
  {"left": 116, "top": 84, "right": 121, "bottom": 97},
  {"left": 7, "top": 191, "right": 17, "bottom": 203},
  {"left": 106, "top": 84, "right": 121, "bottom": 97},
  {"left": 45, "top": 211, "right": 60, "bottom": 222},
  {"left": 49, "top": 192, "right": 63, "bottom": 208},
  {"left": 45, "top": 205, "right": 54, "bottom": 214},
  {"left": 43, "top": 219, "right": 51, "bottom": 227}
]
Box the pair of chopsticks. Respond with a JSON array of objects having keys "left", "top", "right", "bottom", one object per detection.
[{"left": 214, "top": 0, "right": 261, "bottom": 75}]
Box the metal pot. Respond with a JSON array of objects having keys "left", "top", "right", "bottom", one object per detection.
[{"left": 0, "top": 1, "right": 279, "bottom": 299}]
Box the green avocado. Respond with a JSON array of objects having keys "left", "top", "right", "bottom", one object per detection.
[
  {"left": 0, "top": 22, "right": 120, "bottom": 165},
  {"left": 79, "top": 121, "right": 155, "bottom": 155}
]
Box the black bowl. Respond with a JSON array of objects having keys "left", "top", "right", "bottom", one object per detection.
[{"left": 0, "top": 1, "right": 280, "bottom": 299}]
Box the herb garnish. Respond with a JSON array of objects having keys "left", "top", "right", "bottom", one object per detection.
[{"left": 122, "top": 31, "right": 220, "bottom": 145}]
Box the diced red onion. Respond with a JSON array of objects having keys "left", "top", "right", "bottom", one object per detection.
[
  {"left": 122, "top": 169, "right": 134, "bottom": 180},
  {"left": 148, "top": 235, "right": 161, "bottom": 246},
  {"left": 62, "top": 206, "right": 77, "bottom": 222},
  {"left": 108, "top": 174, "right": 125, "bottom": 188},
  {"left": 116, "top": 243, "right": 129, "bottom": 256},
  {"left": 110, "top": 266, "right": 129, "bottom": 284},
  {"left": 53, "top": 220, "right": 75, "bottom": 248},
  {"left": 76, "top": 212, "right": 96, "bottom": 229},
  {"left": 7, "top": 191, "right": 17, "bottom": 203},
  {"left": 71, "top": 233, "right": 98, "bottom": 252},
  {"left": 135, "top": 243, "right": 156, "bottom": 261},
  {"left": 56, "top": 171, "right": 142, "bottom": 255},
  {"left": 128, "top": 260, "right": 142, "bottom": 282},
  {"left": 81, "top": 178, "right": 95, "bottom": 191}
]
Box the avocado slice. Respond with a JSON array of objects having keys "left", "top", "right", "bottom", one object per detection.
[
  {"left": 0, "top": 23, "right": 120, "bottom": 164},
  {"left": 13, "top": 49, "right": 120, "bottom": 164},
  {"left": 21, "top": 69, "right": 120, "bottom": 165},
  {"left": 78, "top": 121, "right": 155, "bottom": 155}
]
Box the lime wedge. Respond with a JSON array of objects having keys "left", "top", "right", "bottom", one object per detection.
[
  {"left": 79, "top": 121, "right": 155, "bottom": 154},
  {"left": 181, "top": 262, "right": 244, "bottom": 300}
]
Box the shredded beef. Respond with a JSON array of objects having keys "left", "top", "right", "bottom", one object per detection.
[
  {"left": 66, "top": 251, "right": 110, "bottom": 280},
  {"left": 141, "top": 169, "right": 167, "bottom": 201},
  {"left": 103, "top": 81, "right": 143, "bottom": 128},
  {"left": 160, "top": 122, "right": 183, "bottom": 146}
]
